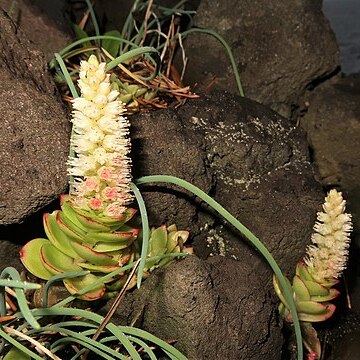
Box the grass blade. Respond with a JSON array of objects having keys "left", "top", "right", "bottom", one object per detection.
[
  {"left": 0, "top": 329, "right": 43, "bottom": 360},
  {"left": 130, "top": 183, "right": 150, "bottom": 288},
  {"left": 0, "top": 267, "right": 40, "bottom": 329}
]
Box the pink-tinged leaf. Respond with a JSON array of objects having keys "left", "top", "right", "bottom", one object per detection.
[
  {"left": 298, "top": 303, "right": 336, "bottom": 322},
  {"left": 303, "top": 280, "right": 330, "bottom": 297},
  {"left": 84, "top": 230, "right": 136, "bottom": 244},
  {"left": 293, "top": 275, "right": 311, "bottom": 301},
  {"left": 92, "top": 241, "right": 131, "bottom": 252},
  {"left": 79, "top": 262, "right": 121, "bottom": 273},
  {"left": 320, "top": 278, "right": 340, "bottom": 288},
  {"left": 20, "top": 238, "right": 53, "bottom": 280},
  {"left": 96, "top": 207, "right": 138, "bottom": 228},
  {"left": 60, "top": 194, "right": 71, "bottom": 206},
  {"left": 41, "top": 243, "right": 82, "bottom": 275},
  {"left": 43, "top": 212, "right": 78, "bottom": 258},
  {"left": 56, "top": 211, "right": 85, "bottom": 241},
  {"left": 296, "top": 261, "right": 313, "bottom": 281},
  {"left": 63, "top": 274, "right": 105, "bottom": 301},
  {"left": 296, "top": 300, "right": 331, "bottom": 315},
  {"left": 311, "top": 288, "right": 340, "bottom": 302},
  {"left": 74, "top": 212, "right": 111, "bottom": 232},
  {"left": 70, "top": 204, "right": 133, "bottom": 229},
  {"left": 60, "top": 196, "right": 87, "bottom": 231},
  {"left": 71, "top": 242, "right": 118, "bottom": 265},
  {"left": 167, "top": 230, "right": 189, "bottom": 253}
]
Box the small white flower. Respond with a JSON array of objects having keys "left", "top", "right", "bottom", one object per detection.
[
  {"left": 72, "top": 111, "right": 94, "bottom": 131},
  {"left": 304, "top": 189, "right": 352, "bottom": 282},
  {"left": 71, "top": 135, "right": 97, "bottom": 153},
  {"left": 97, "top": 115, "right": 121, "bottom": 133}
]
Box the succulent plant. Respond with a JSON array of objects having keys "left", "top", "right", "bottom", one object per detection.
[
  {"left": 20, "top": 195, "right": 138, "bottom": 301},
  {"left": 20, "top": 195, "right": 191, "bottom": 300},
  {"left": 273, "top": 261, "right": 338, "bottom": 323},
  {"left": 273, "top": 189, "right": 352, "bottom": 358},
  {"left": 274, "top": 189, "right": 352, "bottom": 323},
  {"left": 111, "top": 75, "right": 157, "bottom": 112},
  {"left": 143, "top": 224, "right": 190, "bottom": 272}
]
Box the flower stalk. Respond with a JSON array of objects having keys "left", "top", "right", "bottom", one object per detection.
[
  {"left": 68, "top": 55, "right": 133, "bottom": 217},
  {"left": 304, "top": 189, "right": 352, "bottom": 282}
]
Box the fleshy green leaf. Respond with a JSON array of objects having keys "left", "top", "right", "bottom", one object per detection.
[
  {"left": 41, "top": 243, "right": 82, "bottom": 275},
  {"left": 71, "top": 242, "right": 118, "bottom": 266},
  {"left": 79, "top": 263, "right": 121, "bottom": 273},
  {"left": 149, "top": 225, "right": 167, "bottom": 255},
  {"left": 296, "top": 261, "right": 313, "bottom": 281},
  {"left": 293, "top": 275, "right": 311, "bottom": 301},
  {"left": 63, "top": 274, "right": 105, "bottom": 301},
  {"left": 303, "top": 280, "right": 330, "bottom": 297},
  {"left": 298, "top": 303, "right": 336, "bottom": 322},
  {"left": 84, "top": 230, "right": 136, "bottom": 244},
  {"left": 44, "top": 212, "right": 78, "bottom": 258},
  {"left": 311, "top": 288, "right": 340, "bottom": 302},
  {"left": 56, "top": 211, "right": 85, "bottom": 241},
  {"left": 60, "top": 195, "right": 87, "bottom": 231},
  {"left": 74, "top": 212, "right": 111, "bottom": 232},
  {"left": 92, "top": 241, "right": 131, "bottom": 252},
  {"left": 20, "top": 238, "right": 54, "bottom": 280},
  {"left": 296, "top": 300, "right": 330, "bottom": 315}
]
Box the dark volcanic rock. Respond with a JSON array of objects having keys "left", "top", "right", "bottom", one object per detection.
[
  {"left": 300, "top": 75, "right": 360, "bottom": 229},
  {"left": 0, "top": 0, "right": 71, "bottom": 61},
  {"left": 131, "top": 91, "right": 323, "bottom": 282},
  {"left": 180, "top": 0, "right": 339, "bottom": 118},
  {"left": 0, "top": 10, "right": 70, "bottom": 224},
  {"left": 108, "top": 256, "right": 283, "bottom": 360}
]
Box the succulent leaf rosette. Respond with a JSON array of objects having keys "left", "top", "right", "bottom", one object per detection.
[
  {"left": 20, "top": 55, "right": 189, "bottom": 300},
  {"left": 273, "top": 189, "right": 352, "bottom": 357}
]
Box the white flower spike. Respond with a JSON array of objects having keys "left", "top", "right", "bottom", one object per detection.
[
  {"left": 304, "top": 189, "right": 352, "bottom": 282},
  {"left": 68, "top": 55, "right": 133, "bottom": 216}
]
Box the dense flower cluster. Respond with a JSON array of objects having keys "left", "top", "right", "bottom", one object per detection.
[
  {"left": 68, "top": 55, "right": 133, "bottom": 216},
  {"left": 304, "top": 189, "right": 352, "bottom": 282}
]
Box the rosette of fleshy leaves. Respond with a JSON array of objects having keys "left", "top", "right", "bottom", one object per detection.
[
  {"left": 20, "top": 197, "right": 190, "bottom": 300},
  {"left": 20, "top": 55, "right": 190, "bottom": 300},
  {"left": 273, "top": 189, "right": 352, "bottom": 358},
  {"left": 20, "top": 195, "right": 138, "bottom": 301},
  {"left": 111, "top": 74, "right": 157, "bottom": 112}
]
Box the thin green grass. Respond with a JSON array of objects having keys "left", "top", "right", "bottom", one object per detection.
[
  {"left": 0, "top": 267, "right": 40, "bottom": 329},
  {"left": 130, "top": 183, "right": 150, "bottom": 288}
]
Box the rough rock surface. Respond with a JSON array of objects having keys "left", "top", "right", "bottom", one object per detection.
[
  {"left": 180, "top": 0, "right": 339, "bottom": 118},
  {"left": 106, "top": 256, "right": 283, "bottom": 360},
  {"left": 131, "top": 91, "right": 323, "bottom": 282},
  {"left": 0, "top": 10, "right": 70, "bottom": 224},
  {"left": 300, "top": 75, "right": 360, "bottom": 229},
  {"left": 0, "top": 0, "right": 71, "bottom": 61}
]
